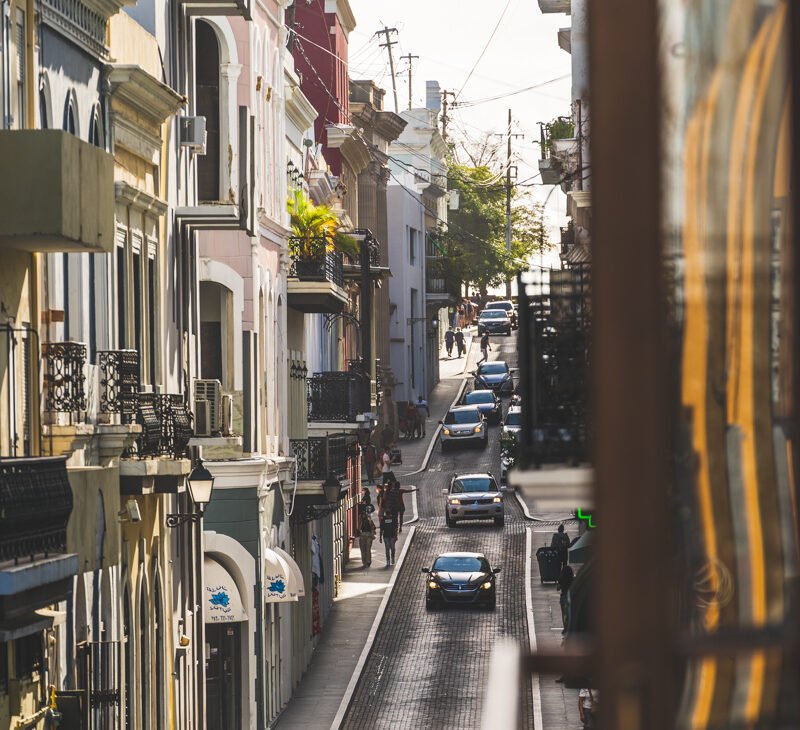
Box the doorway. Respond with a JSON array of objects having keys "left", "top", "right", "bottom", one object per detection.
[{"left": 205, "top": 623, "right": 241, "bottom": 730}]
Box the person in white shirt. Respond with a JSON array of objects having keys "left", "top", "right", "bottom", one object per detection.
[
  {"left": 578, "top": 688, "right": 598, "bottom": 728},
  {"left": 380, "top": 448, "right": 394, "bottom": 485}
]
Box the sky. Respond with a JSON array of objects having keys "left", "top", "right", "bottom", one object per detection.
[{"left": 347, "top": 0, "right": 573, "bottom": 262}]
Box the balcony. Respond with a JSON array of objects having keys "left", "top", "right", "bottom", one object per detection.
[
  {"left": 307, "top": 371, "right": 372, "bottom": 426},
  {"left": 287, "top": 237, "right": 348, "bottom": 314},
  {"left": 289, "top": 434, "right": 349, "bottom": 482},
  {"left": 426, "top": 275, "right": 450, "bottom": 304},
  {"left": 342, "top": 230, "right": 387, "bottom": 281},
  {"left": 0, "top": 457, "right": 78, "bottom": 628},
  {"left": 538, "top": 0, "right": 571, "bottom": 12},
  {"left": 0, "top": 130, "right": 114, "bottom": 253}
]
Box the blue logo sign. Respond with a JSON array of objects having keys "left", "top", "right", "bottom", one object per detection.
[
  {"left": 268, "top": 578, "right": 286, "bottom": 595},
  {"left": 210, "top": 590, "right": 230, "bottom": 607}
]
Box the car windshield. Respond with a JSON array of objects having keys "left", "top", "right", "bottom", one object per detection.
[
  {"left": 444, "top": 409, "right": 481, "bottom": 424},
  {"left": 432, "top": 556, "right": 491, "bottom": 573},
  {"left": 505, "top": 411, "right": 521, "bottom": 426},
  {"left": 451, "top": 477, "right": 498, "bottom": 494},
  {"left": 478, "top": 362, "right": 509, "bottom": 375},
  {"left": 464, "top": 392, "right": 494, "bottom": 405},
  {"left": 479, "top": 310, "right": 507, "bottom": 319},
  {"left": 486, "top": 302, "right": 513, "bottom": 312}
]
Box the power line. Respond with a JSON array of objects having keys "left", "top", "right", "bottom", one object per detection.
[
  {"left": 454, "top": 74, "right": 571, "bottom": 108},
  {"left": 375, "top": 26, "right": 399, "bottom": 112},
  {"left": 456, "top": 0, "right": 515, "bottom": 100}
]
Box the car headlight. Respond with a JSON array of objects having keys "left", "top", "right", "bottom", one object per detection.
[
  {"left": 428, "top": 581, "right": 439, "bottom": 590},
  {"left": 442, "top": 427, "right": 450, "bottom": 435},
  {"left": 481, "top": 581, "right": 493, "bottom": 590},
  {"left": 492, "top": 496, "right": 502, "bottom": 503},
  {"left": 449, "top": 498, "right": 461, "bottom": 505},
  {"left": 473, "top": 425, "right": 482, "bottom": 433}
]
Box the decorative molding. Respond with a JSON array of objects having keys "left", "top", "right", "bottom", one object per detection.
[
  {"left": 107, "top": 65, "right": 185, "bottom": 125},
  {"left": 110, "top": 112, "right": 162, "bottom": 164},
  {"left": 325, "top": 124, "right": 371, "bottom": 174},
  {"left": 324, "top": 0, "right": 356, "bottom": 35},
  {"left": 41, "top": 0, "right": 107, "bottom": 59},
  {"left": 115, "top": 182, "right": 168, "bottom": 216}
]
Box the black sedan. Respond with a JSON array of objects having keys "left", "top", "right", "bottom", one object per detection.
[
  {"left": 473, "top": 361, "right": 515, "bottom": 395},
  {"left": 422, "top": 552, "right": 501, "bottom": 610},
  {"left": 461, "top": 389, "right": 502, "bottom": 424}
]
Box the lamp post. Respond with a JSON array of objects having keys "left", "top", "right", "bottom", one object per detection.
[
  {"left": 166, "top": 463, "right": 215, "bottom": 527},
  {"left": 295, "top": 471, "right": 344, "bottom": 524}
]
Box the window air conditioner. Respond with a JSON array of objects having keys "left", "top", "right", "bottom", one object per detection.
[
  {"left": 179, "top": 116, "right": 207, "bottom": 153},
  {"left": 194, "top": 379, "right": 222, "bottom": 436}
]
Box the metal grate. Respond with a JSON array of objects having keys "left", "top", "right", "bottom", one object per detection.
[
  {"left": 288, "top": 236, "right": 344, "bottom": 287},
  {"left": 43, "top": 341, "right": 87, "bottom": 416},
  {"left": 307, "top": 370, "right": 371, "bottom": 422},
  {"left": 97, "top": 350, "right": 140, "bottom": 423},
  {"left": 290, "top": 435, "right": 349, "bottom": 481}
]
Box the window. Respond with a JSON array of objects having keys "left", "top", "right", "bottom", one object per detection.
[
  {"left": 64, "top": 96, "right": 76, "bottom": 135},
  {"left": 123, "top": 589, "right": 131, "bottom": 729},
  {"left": 139, "top": 587, "right": 149, "bottom": 730},
  {"left": 0, "top": 642, "right": 8, "bottom": 691},
  {"left": 196, "top": 21, "right": 221, "bottom": 202},
  {"left": 409, "top": 227, "right": 417, "bottom": 264},
  {"left": 154, "top": 577, "right": 164, "bottom": 730},
  {"left": 89, "top": 106, "right": 102, "bottom": 147},
  {"left": 15, "top": 9, "right": 25, "bottom": 129},
  {"left": 39, "top": 88, "right": 48, "bottom": 129},
  {"left": 444, "top": 408, "right": 481, "bottom": 425},
  {"left": 477, "top": 362, "right": 509, "bottom": 375},
  {"left": 133, "top": 250, "right": 142, "bottom": 356},
  {"left": 432, "top": 556, "right": 490, "bottom": 573},
  {"left": 464, "top": 391, "right": 495, "bottom": 404},
  {"left": 116, "top": 244, "right": 127, "bottom": 347},
  {"left": 148, "top": 256, "right": 157, "bottom": 385},
  {"left": 14, "top": 634, "right": 42, "bottom": 678},
  {"left": 451, "top": 477, "right": 497, "bottom": 494}
]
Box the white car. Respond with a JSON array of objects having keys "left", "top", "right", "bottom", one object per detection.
[
  {"left": 501, "top": 406, "right": 522, "bottom": 440},
  {"left": 439, "top": 406, "right": 488, "bottom": 451}
]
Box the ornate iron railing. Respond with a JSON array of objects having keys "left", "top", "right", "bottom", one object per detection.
[
  {"left": 290, "top": 434, "right": 349, "bottom": 481},
  {"left": 43, "top": 341, "right": 87, "bottom": 415},
  {"left": 288, "top": 236, "right": 344, "bottom": 287},
  {"left": 129, "top": 393, "right": 193, "bottom": 458},
  {"left": 0, "top": 456, "right": 73, "bottom": 564},
  {"left": 426, "top": 276, "right": 447, "bottom": 294},
  {"left": 307, "top": 371, "right": 371, "bottom": 422},
  {"left": 97, "top": 350, "right": 140, "bottom": 423}
]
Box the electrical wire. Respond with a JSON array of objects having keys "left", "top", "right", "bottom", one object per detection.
[
  {"left": 454, "top": 74, "right": 571, "bottom": 108},
  {"left": 455, "top": 0, "right": 515, "bottom": 101}
]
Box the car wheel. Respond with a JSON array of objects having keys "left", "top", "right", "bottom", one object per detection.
[
  {"left": 426, "top": 597, "right": 435, "bottom": 611},
  {"left": 446, "top": 513, "right": 455, "bottom": 528},
  {"left": 494, "top": 516, "right": 505, "bottom": 528},
  {"left": 506, "top": 329, "right": 511, "bottom": 336},
  {"left": 441, "top": 441, "right": 449, "bottom": 453},
  {"left": 484, "top": 596, "right": 497, "bottom": 611}
]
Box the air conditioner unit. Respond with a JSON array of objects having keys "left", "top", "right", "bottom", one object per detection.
[
  {"left": 194, "top": 379, "right": 222, "bottom": 436},
  {"left": 221, "top": 394, "right": 233, "bottom": 436},
  {"left": 179, "top": 116, "right": 207, "bottom": 153}
]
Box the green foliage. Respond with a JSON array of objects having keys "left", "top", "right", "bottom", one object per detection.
[
  {"left": 546, "top": 117, "right": 576, "bottom": 151},
  {"left": 442, "top": 163, "right": 549, "bottom": 298},
  {"left": 287, "top": 189, "right": 354, "bottom": 255}
]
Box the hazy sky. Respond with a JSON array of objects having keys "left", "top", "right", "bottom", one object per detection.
[{"left": 347, "top": 0, "right": 573, "bottom": 246}]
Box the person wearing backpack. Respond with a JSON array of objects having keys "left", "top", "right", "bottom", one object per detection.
[
  {"left": 550, "top": 523, "right": 571, "bottom": 567},
  {"left": 363, "top": 441, "right": 377, "bottom": 485},
  {"left": 357, "top": 510, "right": 376, "bottom": 568},
  {"left": 379, "top": 509, "right": 399, "bottom": 566}
]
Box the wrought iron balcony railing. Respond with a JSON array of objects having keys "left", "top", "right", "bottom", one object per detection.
[
  {"left": 307, "top": 370, "right": 371, "bottom": 422},
  {"left": 0, "top": 456, "right": 73, "bottom": 564},
  {"left": 290, "top": 434, "right": 349, "bottom": 481},
  {"left": 288, "top": 236, "right": 344, "bottom": 287},
  {"left": 43, "top": 341, "right": 87, "bottom": 416},
  {"left": 130, "top": 393, "right": 193, "bottom": 458},
  {"left": 98, "top": 349, "right": 140, "bottom": 423}
]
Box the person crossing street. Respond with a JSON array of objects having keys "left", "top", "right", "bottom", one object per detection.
[{"left": 478, "top": 332, "right": 491, "bottom": 364}]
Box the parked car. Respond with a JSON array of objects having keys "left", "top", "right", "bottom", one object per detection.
[
  {"left": 477, "top": 309, "right": 512, "bottom": 336},
  {"left": 439, "top": 406, "right": 487, "bottom": 451},
  {"left": 501, "top": 406, "right": 522, "bottom": 439},
  {"left": 462, "top": 389, "right": 502, "bottom": 424},
  {"left": 441, "top": 472, "right": 505, "bottom": 527},
  {"left": 473, "top": 361, "right": 515, "bottom": 395},
  {"left": 421, "top": 552, "right": 501, "bottom": 610},
  {"left": 485, "top": 300, "right": 518, "bottom": 328}
]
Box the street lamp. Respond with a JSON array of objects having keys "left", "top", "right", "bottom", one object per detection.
[
  {"left": 166, "top": 463, "right": 215, "bottom": 527},
  {"left": 295, "top": 472, "right": 344, "bottom": 524}
]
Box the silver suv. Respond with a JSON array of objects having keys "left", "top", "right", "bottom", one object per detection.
[
  {"left": 439, "top": 406, "right": 487, "bottom": 451},
  {"left": 442, "top": 472, "right": 506, "bottom": 527}
]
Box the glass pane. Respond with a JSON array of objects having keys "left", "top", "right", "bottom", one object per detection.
[{"left": 659, "top": 1, "right": 800, "bottom": 727}]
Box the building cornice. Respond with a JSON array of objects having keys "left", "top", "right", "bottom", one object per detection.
[
  {"left": 284, "top": 72, "right": 318, "bottom": 132},
  {"left": 324, "top": 0, "right": 356, "bottom": 35},
  {"left": 115, "top": 182, "right": 168, "bottom": 215},
  {"left": 374, "top": 111, "right": 408, "bottom": 143},
  {"left": 107, "top": 65, "right": 186, "bottom": 125},
  {"left": 326, "top": 124, "right": 371, "bottom": 174}
]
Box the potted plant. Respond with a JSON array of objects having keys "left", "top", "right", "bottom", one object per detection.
[{"left": 287, "top": 190, "right": 359, "bottom": 261}]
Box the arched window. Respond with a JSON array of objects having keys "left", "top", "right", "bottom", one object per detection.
[
  {"left": 63, "top": 93, "right": 77, "bottom": 135},
  {"left": 139, "top": 584, "right": 150, "bottom": 730},
  {"left": 195, "top": 20, "right": 221, "bottom": 202},
  {"left": 89, "top": 105, "right": 103, "bottom": 147},
  {"left": 39, "top": 87, "right": 49, "bottom": 129}
]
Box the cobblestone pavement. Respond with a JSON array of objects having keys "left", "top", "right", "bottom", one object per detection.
[{"left": 342, "top": 337, "right": 538, "bottom": 730}]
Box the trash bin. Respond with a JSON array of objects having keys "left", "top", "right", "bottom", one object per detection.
[
  {"left": 390, "top": 448, "right": 403, "bottom": 465},
  {"left": 536, "top": 546, "right": 562, "bottom": 583}
]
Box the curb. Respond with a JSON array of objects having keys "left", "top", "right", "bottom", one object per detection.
[
  {"left": 525, "top": 528, "right": 544, "bottom": 730},
  {"left": 329, "top": 525, "right": 418, "bottom": 730},
  {"left": 514, "top": 490, "right": 576, "bottom": 524}
]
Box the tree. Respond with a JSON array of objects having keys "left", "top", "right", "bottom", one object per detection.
[
  {"left": 287, "top": 189, "right": 358, "bottom": 257},
  {"left": 442, "top": 163, "right": 549, "bottom": 300}
]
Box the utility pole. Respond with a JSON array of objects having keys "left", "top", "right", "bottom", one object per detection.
[
  {"left": 440, "top": 90, "right": 456, "bottom": 147},
  {"left": 376, "top": 27, "right": 399, "bottom": 112},
  {"left": 400, "top": 53, "right": 419, "bottom": 110},
  {"left": 495, "top": 109, "right": 523, "bottom": 298}
]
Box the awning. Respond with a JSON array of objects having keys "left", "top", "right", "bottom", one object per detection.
[
  {"left": 263, "top": 548, "right": 304, "bottom": 603},
  {"left": 273, "top": 547, "right": 305, "bottom": 599},
  {"left": 204, "top": 558, "right": 247, "bottom": 623}
]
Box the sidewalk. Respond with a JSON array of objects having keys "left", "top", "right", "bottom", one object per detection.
[{"left": 274, "top": 343, "right": 472, "bottom": 730}]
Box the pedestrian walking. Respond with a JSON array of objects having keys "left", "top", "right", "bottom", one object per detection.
[
  {"left": 363, "top": 441, "right": 377, "bottom": 485},
  {"left": 381, "top": 422, "right": 395, "bottom": 451},
  {"left": 386, "top": 480, "right": 417, "bottom": 533},
  {"left": 557, "top": 563, "right": 574, "bottom": 631},
  {"left": 380, "top": 448, "right": 394, "bottom": 485},
  {"left": 404, "top": 400, "right": 418, "bottom": 439},
  {"left": 454, "top": 328, "right": 465, "bottom": 358},
  {"left": 415, "top": 395, "right": 429, "bottom": 437},
  {"left": 550, "top": 523, "right": 571, "bottom": 567},
  {"left": 578, "top": 688, "right": 599, "bottom": 729},
  {"left": 478, "top": 333, "right": 491, "bottom": 364},
  {"left": 444, "top": 328, "right": 455, "bottom": 357},
  {"left": 379, "top": 509, "right": 399, "bottom": 566},
  {"left": 357, "top": 511, "right": 376, "bottom": 568},
  {"left": 358, "top": 486, "right": 372, "bottom": 515}
]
